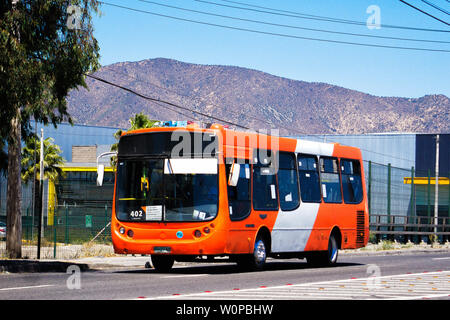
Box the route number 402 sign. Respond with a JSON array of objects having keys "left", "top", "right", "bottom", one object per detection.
[{"left": 129, "top": 206, "right": 163, "bottom": 221}]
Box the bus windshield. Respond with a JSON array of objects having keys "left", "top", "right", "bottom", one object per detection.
[{"left": 116, "top": 159, "right": 218, "bottom": 222}]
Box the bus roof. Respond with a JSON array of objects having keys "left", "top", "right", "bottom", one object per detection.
[{"left": 123, "top": 123, "right": 362, "bottom": 160}]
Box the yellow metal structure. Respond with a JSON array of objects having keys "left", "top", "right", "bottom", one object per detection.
[
  {"left": 46, "top": 166, "right": 114, "bottom": 225},
  {"left": 403, "top": 177, "right": 450, "bottom": 185}
]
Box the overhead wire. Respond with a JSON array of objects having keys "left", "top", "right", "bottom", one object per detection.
[
  {"left": 92, "top": 65, "right": 427, "bottom": 160},
  {"left": 97, "top": 66, "right": 301, "bottom": 133},
  {"left": 85, "top": 72, "right": 417, "bottom": 164},
  {"left": 197, "top": 0, "right": 450, "bottom": 33},
  {"left": 421, "top": 0, "right": 450, "bottom": 15},
  {"left": 97, "top": 1, "right": 450, "bottom": 53},
  {"left": 217, "top": 0, "right": 371, "bottom": 25},
  {"left": 85, "top": 73, "right": 250, "bottom": 129},
  {"left": 91, "top": 69, "right": 200, "bottom": 121},
  {"left": 399, "top": 0, "right": 450, "bottom": 26},
  {"left": 137, "top": 0, "right": 450, "bottom": 44}
]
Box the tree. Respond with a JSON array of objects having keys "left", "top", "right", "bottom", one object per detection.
[
  {"left": 128, "top": 112, "right": 160, "bottom": 131},
  {"left": 21, "top": 136, "right": 65, "bottom": 224},
  {"left": 22, "top": 135, "right": 66, "bottom": 183},
  {"left": 110, "top": 112, "right": 158, "bottom": 168},
  {"left": 0, "top": 0, "right": 100, "bottom": 258}
]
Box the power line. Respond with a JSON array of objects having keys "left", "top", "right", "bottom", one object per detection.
[
  {"left": 151, "top": 99, "right": 198, "bottom": 121},
  {"left": 217, "top": 0, "right": 368, "bottom": 25},
  {"left": 88, "top": 66, "right": 309, "bottom": 134},
  {"left": 100, "top": 64, "right": 440, "bottom": 142},
  {"left": 101, "top": 66, "right": 443, "bottom": 150},
  {"left": 198, "top": 0, "right": 450, "bottom": 33},
  {"left": 98, "top": 1, "right": 450, "bottom": 53},
  {"left": 98, "top": 67, "right": 300, "bottom": 132},
  {"left": 85, "top": 73, "right": 250, "bottom": 129},
  {"left": 421, "top": 0, "right": 450, "bottom": 15},
  {"left": 137, "top": 0, "right": 450, "bottom": 44},
  {"left": 85, "top": 73, "right": 231, "bottom": 126},
  {"left": 88, "top": 68, "right": 322, "bottom": 139},
  {"left": 85, "top": 72, "right": 420, "bottom": 163},
  {"left": 83, "top": 69, "right": 200, "bottom": 122},
  {"left": 399, "top": 0, "right": 450, "bottom": 26}
]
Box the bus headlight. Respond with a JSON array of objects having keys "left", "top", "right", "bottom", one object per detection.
[{"left": 194, "top": 230, "right": 202, "bottom": 238}]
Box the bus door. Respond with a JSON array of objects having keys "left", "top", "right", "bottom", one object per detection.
[
  {"left": 229, "top": 149, "right": 279, "bottom": 253},
  {"left": 225, "top": 158, "right": 252, "bottom": 253}
]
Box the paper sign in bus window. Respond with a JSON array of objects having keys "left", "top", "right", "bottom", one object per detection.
[
  {"left": 193, "top": 209, "right": 200, "bottom": 219},
  {"left": 270, "top": 184, "right": 276, "bottom": 199},
  {"left": 146, "top": 205, "right": 162, "bottom": 221},
  {"left": 322, "top": 184, "right": 327, "bottom": 198},
  {"left": 285, "top": 193, "right": 292, "bottom": 202}
]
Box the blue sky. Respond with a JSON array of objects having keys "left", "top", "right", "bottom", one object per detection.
[{"left": 92, "top": 0, "right": 450, "bottom": 98}]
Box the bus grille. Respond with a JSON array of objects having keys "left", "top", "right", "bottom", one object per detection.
[{"left": 356, "top": 211, "right": 365, "bottom": 247}]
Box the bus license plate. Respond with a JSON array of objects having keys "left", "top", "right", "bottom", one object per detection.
[{"left": 154, "top": 247, "right": 171, "bottom": 254}]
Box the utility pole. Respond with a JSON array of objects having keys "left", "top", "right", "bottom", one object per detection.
[
  {"left": 37, "top": 128, "right": 44, "bottom": 259},
  {"left": 31, "top": 120, "right": 37, "bottom": 240},
  {"left": 434, "top": 134, "right": 440, "bottom": 237}
]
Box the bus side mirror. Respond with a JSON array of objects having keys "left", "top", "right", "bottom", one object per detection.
[
  {"left": 228, "top": 163, "right": 240, "bottom": 187},
  {"left": 97, "top": 164, "right": 105, "bottom": 186},
  {"left": 96, "top": 151, "right": 117, "bottom": 187}
]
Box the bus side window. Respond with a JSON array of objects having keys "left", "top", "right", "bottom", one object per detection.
[
  {"left": 320, "top": 157, "right": 342, "bottom": 203},
  {"left": 252, "top": 150, "right": 279, "bottom": 211},
  {"left": 226, "top": 159, "right": 251, "bottom": 220},
  {"left": 278, "top": 152, "right": 300, "bottom": 211},
  {"left": 297, "top": 155, "right": 321, "bottom": 203},
  {"left": 341, "top": 159, "right": 363, "bottom": 204}
]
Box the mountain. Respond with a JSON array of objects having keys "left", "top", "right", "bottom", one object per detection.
[{"left": 66, "top": 58, "right": 449, "bottom": 135}]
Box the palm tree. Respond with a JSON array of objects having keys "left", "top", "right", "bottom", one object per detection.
[
  {"left": 21, "top": 136, "right": 66, "bottom": 216},
  {"left": 129, "top": 112, "right": 159, "bottom": 131},
  {"left": 21, "top": 136, "right": 66, "bottom": 184},
  {"left": 110, "top": 112, "right": 159, "bottom": 168}
]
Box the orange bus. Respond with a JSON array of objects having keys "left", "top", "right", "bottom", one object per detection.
[{"left": 105, "top": 123, "right": 368, "bottom": 271}]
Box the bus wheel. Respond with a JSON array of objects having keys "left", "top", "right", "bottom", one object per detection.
[
  {"left": 236, "top": 236, "right": 267, "bottom": 271},
  {"left": 306, "top": 234, "right": 339, "bottom": 267},
  {"left": 151, "top": 255, "right": 174, "bottom": 272},
  {"left": 327, "top": 234, "right": 339, "bottom": 265}
]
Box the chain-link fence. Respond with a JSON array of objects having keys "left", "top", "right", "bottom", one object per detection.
[
  {"left": 0, "top": 203, "right": 113, "bottom": 259},
  {"left": 0, "top": 168, "right": 115, "bottom": 259}
]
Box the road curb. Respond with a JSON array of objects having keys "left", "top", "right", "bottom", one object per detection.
[{"left": 0, "top": 259, "right": 90, "bottom": 273}]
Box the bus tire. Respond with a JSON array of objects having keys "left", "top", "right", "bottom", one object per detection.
[
  {"left": 236, "top": 236, "right": 267, "bottom": 271},
  {"left": 306, "top": 234, "right": 339, "bottom": 267},
  {"left": 151, "top": 255, "right": 174, "bottom": 272}
]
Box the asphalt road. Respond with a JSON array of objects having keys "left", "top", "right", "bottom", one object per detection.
[{"left": 0, "top": 251, "right": 449, "bottom": 301}]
